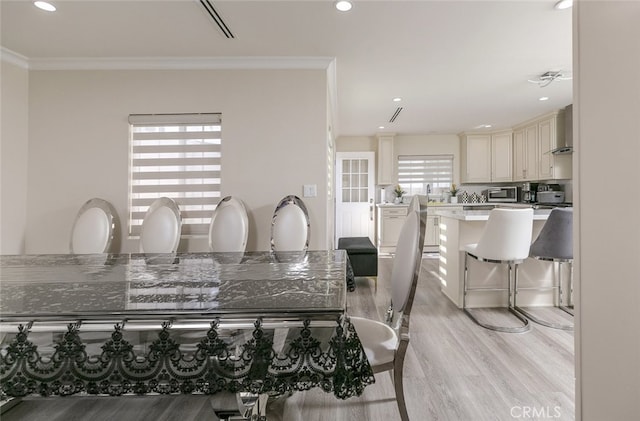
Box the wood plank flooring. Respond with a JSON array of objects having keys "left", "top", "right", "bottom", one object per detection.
[{"left": 2, "top": 256, "right": 575, "bottom": 421}]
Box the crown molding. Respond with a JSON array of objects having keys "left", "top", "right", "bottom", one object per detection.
[
  {"left": 23, "top": 56, "right": 335, "bottom": 71},
  {"left": 0, "top": 47, "right": 29, "bottom": 69}
]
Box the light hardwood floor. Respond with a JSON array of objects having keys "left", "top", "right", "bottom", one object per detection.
[{"left": 2, "top": 256, "right": 575, "bottom": 421}]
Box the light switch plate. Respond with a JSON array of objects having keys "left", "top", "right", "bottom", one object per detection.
[{"left": 303, "top": 184, "right": 317, "bottom": 197}]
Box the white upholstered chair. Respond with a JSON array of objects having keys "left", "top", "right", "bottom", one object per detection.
[
  {"left": 140, "top": 197, "right": 182, "bottom": 253},
  {"left": 462, "top": 208, "right": 534, "bottom": 333},
  {"left": 70, "top": 198, "right": 118, "bottom": 254},
  {"left": 350, "top": 195, "right": 427, "bottom": 421},
  {"left": 270, "top": 195, "right": 310, "bottom": 252},
  {"left": 208, "top": 196, "right": 249, "bottom": 253}
]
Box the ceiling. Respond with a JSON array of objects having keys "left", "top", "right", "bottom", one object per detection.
[{"left": 0, "top": 0, "right": 573, "bottom": 137}]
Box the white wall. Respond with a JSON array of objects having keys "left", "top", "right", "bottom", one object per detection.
[
  {"left": 575, "top": 1, "right": 640, "bottom": 419},
  {"left": 337, "top": 134, "right": 460, "bottom": 203},
  {"left": 23, "top": 68, "right": 328, "bottom": 253},
  {"left": 0, "top": 60, "right": 29, "bottom": 255},
  {"left": 394, "top": 134, "right": 461, "bottom": 186}
]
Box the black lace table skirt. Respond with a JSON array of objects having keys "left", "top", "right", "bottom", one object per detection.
[{"left": 0, "top": 317, "right": 374, "bottom": 400}]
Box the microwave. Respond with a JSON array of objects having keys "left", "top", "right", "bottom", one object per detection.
[{"left": 484, "top": 187, "right": 520, "bottom": 203}]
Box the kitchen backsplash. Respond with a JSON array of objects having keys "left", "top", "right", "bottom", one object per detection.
[{"left": 376, "top": 180, "right": 573, "bottom": 203}]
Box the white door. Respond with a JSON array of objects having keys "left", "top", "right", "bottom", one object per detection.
[{"left": 335, "top": 152, "right": 375, "bottom": 244}]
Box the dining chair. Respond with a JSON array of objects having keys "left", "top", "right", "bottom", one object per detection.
[
  {"left": 462, "top": 208, "right": 533, "bottom": 333},
  {"left": 350, "top": 195, "right": 427, "bottom": 421},
  {"left": 514, "top": 207, "right": 574, "bottom": 330},
  {"left": 140, "top": 197, "right": 182, "bottom": 253},
  {"left": 270, "top": 195, "right": 310, "bottom": 252},
  {"left": 70, "top": 198, "right": 118, "bottom": 254},
  {"left": 208, "top": 196, "right": 249, "bottom": 253}
]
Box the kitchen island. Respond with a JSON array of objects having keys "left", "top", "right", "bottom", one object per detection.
[{"left": 434, "top": 208, "right": 571, "bottom": 308}]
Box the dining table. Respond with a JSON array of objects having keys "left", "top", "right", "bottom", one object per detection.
[{"left": 0, "top": 250, "right": 374, "bottom": 417}]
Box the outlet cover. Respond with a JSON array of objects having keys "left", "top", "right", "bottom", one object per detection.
[{"left": 303, "top": 184, "right": 317, "bottom": 197}]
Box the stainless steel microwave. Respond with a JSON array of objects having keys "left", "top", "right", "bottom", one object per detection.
[{"left": 484, "top": 187, "right": 519, "bottom": 202}]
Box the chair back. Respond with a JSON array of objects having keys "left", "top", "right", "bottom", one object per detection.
[
  {"left": 140, "top": 197, "right": 182, "bottom": 253},
  {"left": 530, "top": 207, "right": 573, "bottom": 260},
  {"left": 474, "top": 208, "right": 533, "bottom": 261},
  {"left": 270, "top": 195, "right": 310, "bottom": 252},
  {"left": 70, "top": 198, "right": 117, "bottom": 254},
  {"left": 389, "top": 195, "right": 428, "bottom": 323},
  {"left": 208, "top": 196, "right": 249, "bottom": 252}
]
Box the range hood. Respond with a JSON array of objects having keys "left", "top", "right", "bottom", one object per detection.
[{"left": 551, "top": 104, "right": 573, "bottom": 154}]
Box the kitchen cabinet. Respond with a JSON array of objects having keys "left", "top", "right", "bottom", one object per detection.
[
  {"left": 538, "top": 115, "right": 559, "bottom": 180},
  {"left": 460, "top": 131, "right": 512, "bottom": 183},
  {"left": 425, "top": 215, "right": 439, "bottom": 248},
  {"left": 377, "top": 134, "right": 395, "bottom": 185},
  {"left": 491, "top": 131, "right": 513, "bottom": 182},
  {"left": 460, "top": 134, "right": 491, "bottom": 182},
  {"left": 378, "top": 204, "right": 446, "bottom": 253},
  {"left": 377, "top": 205, "right": 408, "bottom": 253},
  {"left": 513, "top": 125, "right": 538, "bottom": 181},
  {"left": 512, "top": 111, "right": 567, "bottom": 181}
]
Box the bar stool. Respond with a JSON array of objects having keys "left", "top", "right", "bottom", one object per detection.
[
  {"left": 462, "top": 208, "right": 533, "bottom": 333},
  {"left": 514, "top": 207, "right": 574, "bottom": 330}
]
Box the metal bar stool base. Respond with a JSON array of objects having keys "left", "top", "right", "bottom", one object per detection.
[
  {"left": 463, "top": 307, "right": 531, "bottom": 333},
  {"left": 559, "top": 305, "right": 574, "bottom": 316},
  {"left": 513, "top": 305, "right": 573, "bottom": 331}
]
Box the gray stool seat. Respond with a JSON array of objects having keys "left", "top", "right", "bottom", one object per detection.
[
  {"left": 338, "top": 237, "right": 378, "bottom": 288},
  {"left": 514, "top": 207, "right": 574, "bottom": 330},
  {"left": 529, "top": 208, "right": 573, "bottom": 261}
]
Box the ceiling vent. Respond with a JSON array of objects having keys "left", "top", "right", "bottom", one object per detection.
[
  {"left": 389, "top": 107, "right": 403, "bottom": 123},
  {"left": 200, "top": 0, "right": 234, "bottom": 39}
]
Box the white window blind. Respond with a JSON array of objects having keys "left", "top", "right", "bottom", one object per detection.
[
  {"left": 128, "top": 113, "right": 221, "bottom": 237},
  {"left": 397, "top": 154, "right": 454, "bottom": 195}
]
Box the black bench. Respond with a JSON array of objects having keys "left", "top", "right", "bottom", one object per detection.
[{"left": 338, "top": 237, "right": 378, "bottom": 289}]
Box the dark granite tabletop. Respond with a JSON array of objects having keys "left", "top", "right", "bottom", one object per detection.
[{"left": 0, "top": 251, "right": 347, "bottom": 321}]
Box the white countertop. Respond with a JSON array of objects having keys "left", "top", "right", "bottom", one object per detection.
[
  {"left": 377, "top": 201, "right": 528, "bottom": 208},
  {"left": 434, "top": 208, "right": 553, "bottom": 221},
  {"left": 377, "top": 203, "right": 409, "bottom": 208}
]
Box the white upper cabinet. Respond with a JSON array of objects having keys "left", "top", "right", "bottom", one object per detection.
[
  {"left": 377, "top": 134, "right": 395, "bottom": 185},
  {"left": 512, "top": 110, "right": 567, "bottom": 181},
  {"left": 491, "top": 131, "right": 513, "bottom": 182},
  {"left": 538, "top": 115, "right": 558, "bottom": 180},
  {"left": 460, "top": 131, "right": 512, "bottom": 183},
  {"left": 460, "top": 134, "right": 491, "bottom": 182},
  {"left": 513, "top": 125, "right": 539, "bottom": 181}
]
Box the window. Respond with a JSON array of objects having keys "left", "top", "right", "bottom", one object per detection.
[
  {"left": 128, "top": 113, "right": 221, "bottom": 237},
  {"left": 341, "top": 159, "right": 370, "bottom": 203},
  {"left": 397, "top": 154, "right": 454, "bottom": 195}
]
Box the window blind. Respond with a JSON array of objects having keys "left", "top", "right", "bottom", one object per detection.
[
  {"left": 397, "top": 154, "right": 454, "bottom": 195},
  {"left": 128, "top": 113, "right": 221, "bottom": 237}
]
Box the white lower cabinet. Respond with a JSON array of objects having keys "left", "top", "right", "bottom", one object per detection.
[
  {"left": 425, "top": 215, "right": 440, "bottom": 250},
  {"left": 377, "top": 206, "right": 408, "bottom": 253},
  {"left": 378, "top": 205, "right": 456, "bottom": 253}
]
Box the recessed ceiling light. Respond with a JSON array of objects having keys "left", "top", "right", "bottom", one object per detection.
[
  {"left": 539, "top": 96, "right": 550, "bottom": 101},
  {"left": 392, "top": 97, "right": 402, "bottom": 102},
  {"left": 34, "top": 1, "right": 56, "bottom": 12},
  {"left": 554, "top": 0, "right": 573, "bottom": 10},
  {"left": 378, "top": 126, "right": 385, "bottom": 130},
  {"left": 335, "top": 1, "right": 353, "bottom": 12},
  {"left": 474, "top": 124, "right": 492, "bottom": 129}
]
